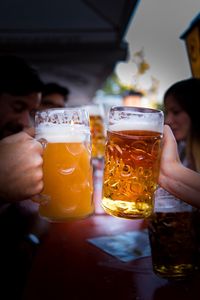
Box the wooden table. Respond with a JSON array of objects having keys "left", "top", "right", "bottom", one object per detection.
[
  {"left": 23, "top": 161, "right": 200, "bottom": 300},
  {"left": 22, "top": 212, "right": 200, "bottom": 300}
]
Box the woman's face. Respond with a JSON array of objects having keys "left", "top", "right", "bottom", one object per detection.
[{"left": 164, "top": 95, "right": 191, "bottom": 142}]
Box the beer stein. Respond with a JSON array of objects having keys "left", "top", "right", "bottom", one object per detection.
[
  {"left": 34, "top": 107, "right": 94, "bottom": 221},
  {"left": 84, "top": 104, "right": 106, "bottom": 160},
  {"left": 148, "top": 188, "right": 199, "bottom": 279},
  {"left": 102, "top": 106, "right": 164, "bottom": 219}
]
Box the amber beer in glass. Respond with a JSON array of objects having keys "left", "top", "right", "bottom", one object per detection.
[
  {"left": 102, "top": 106, "right": 164, "bottom": 219},
  {"left": 35, "top": 108, "right": 94, "bottom": 221},
  {"left": 85, "top": 104, "right": 106, "bottom": 159},
  {"left": 148, "top": 189, "right": 199, "bottom": 279}
]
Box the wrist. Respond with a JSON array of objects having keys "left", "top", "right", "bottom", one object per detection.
[{"left": 158, "top": 160, "right": 181, "bottom": 193}]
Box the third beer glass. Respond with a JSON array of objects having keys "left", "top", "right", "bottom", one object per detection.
[
  {"left": 85, "top": 104, "right": 106, "bottom": 159},
  {"left": 148, "top": 188, "right": 199, "bottom": 279},
  {"left": 102, "top": 106, "right": 164, "bottom": 219},
  {"left": 35, "top": 108, "right": 94, "bottom": 221}
]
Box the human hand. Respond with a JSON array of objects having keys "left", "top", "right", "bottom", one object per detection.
[
  {"left": 0, "top": 132, "right": 43, "bottom": 202},
  {"left": 158, "top": 125, "right": 181, "bottom": 186},
  {"left": 23, "top": 126, "right": 35, "bottom": 137}
]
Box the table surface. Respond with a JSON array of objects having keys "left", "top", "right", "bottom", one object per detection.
[
  {"left": 23, "top": 215, "right": 200, "bottom": 300},
  {"left": 23, "top": 161, "right": 200, "bottom": 300}
]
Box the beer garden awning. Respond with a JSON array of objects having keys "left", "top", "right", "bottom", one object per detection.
[{"left": 0, "top": 0, "right": 140, "bottom": 104}]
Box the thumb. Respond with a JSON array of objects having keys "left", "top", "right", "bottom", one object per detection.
[{"left": 162, "top": 125, "right": 180, "bottom": 162}]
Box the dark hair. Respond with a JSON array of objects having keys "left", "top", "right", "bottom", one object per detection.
[
  {"left": 123, "top": 90, "right": 143, "bottom": 98},
  {"left": 0, "top": 55, "right": 44, "bottom": 95},
  {"left": 164, "top": 77, "right": 200, "bottom": 138},
  {"left": 164, "top": 77, "right": 200, "bottom": 171},
  {"left": 42, "top": 83, "right": 69, "bottom": 101}
]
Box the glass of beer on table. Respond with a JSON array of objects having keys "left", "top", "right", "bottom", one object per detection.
[
  {"left": 34, "top": 107, "right": 94, "bottom": 221},
  {"left": 102, "top": 106, "right": 164, "bottom": 219},
  {"left": 84, "top": 104, "right": 106, "bottom": 160},
  {"left": 148, "top": 188, "right": 199, "bottom": 279}
]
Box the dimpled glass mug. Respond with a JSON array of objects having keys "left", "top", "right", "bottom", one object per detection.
[
  {"left": 35, "top": 108, "right": 94, "bottom": 221},
  {"left": 102, "top": 106, "right": 164, "bottom": 219}
]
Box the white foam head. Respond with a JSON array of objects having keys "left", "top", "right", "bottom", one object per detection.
[
  {"left": 84, "top": 105, "right": 104, "bottom": 116},
  {"left": 109, "top": 121, "right": 163, "bottom": 133},
  {"left": 35, "top": 123, "right": 88, "bottom": 143},
  {"left": 108, "top": 106, "right": 164, "bottom": 133}
]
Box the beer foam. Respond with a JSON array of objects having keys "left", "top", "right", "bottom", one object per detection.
[
  {"left": 35, "top": 123, "right": 87, "bottom": 143},
  {"left": 85, "top": 105, "right": 103, "bottom": 116},
  {"left": 109, "top": 121, "right": 163, "bottom": 133}
]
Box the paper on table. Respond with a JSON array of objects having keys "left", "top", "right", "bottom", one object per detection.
[{"left": 87, "top": 229, "right": 151, "bottom": 262}]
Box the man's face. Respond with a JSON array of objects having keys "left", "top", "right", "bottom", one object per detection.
[{"left": 0, "top": 92, "right": 41, "bottom": 139}]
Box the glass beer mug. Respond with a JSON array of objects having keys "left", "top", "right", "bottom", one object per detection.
[
  {"left": 34, "top": 107, "right": 94, "bottom": 221},
  {"left": 148, "top": 188, "right": 199, "bottom": 279},
  {"left": 102, "top": 106, "right": 164, "bottom": 219},
  {"left": 84, "top": 104, "right": 106, "bottom": 159}
]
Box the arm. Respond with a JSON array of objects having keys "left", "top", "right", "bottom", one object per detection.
[
  {"left": 0, "top": 132, "right": 43, "bottom": 203},
  {"left": 158, "top": 125, "right": 200, "bottom": 208}
]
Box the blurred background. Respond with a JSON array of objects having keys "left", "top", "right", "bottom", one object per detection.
[{"left": 0, "top": 0, "right": 199, "bottom": 109}]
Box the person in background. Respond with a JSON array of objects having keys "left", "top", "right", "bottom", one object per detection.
[
  {"left": 0, "top": 55, "right": 44, "bottom": 200},
  {"left": 159, "top": 125, "right": 200, "bottom": 209},
  {"left": 40, "top": 82, "right": 70, "bottom": 109},
  {"left": 164, "top": 77, "right": 200, "bottom": 172},
  {"left": 122, "top": 90, "right": 143, "bottom": 107},
  {"left": 0, "top": 55, "right": 47, "bottom": 299},
  {"left": 162, "top": 78, "right": 200, "bottom": 260}
]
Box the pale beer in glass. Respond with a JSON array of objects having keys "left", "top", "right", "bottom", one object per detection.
[
  {"left": 102, "top": 106, "right": 164, "bottom": 219},
  {"left": 85, "top": 104, "right": 106, "bottom": 159},
  {"left": 35, "top": 108, "right": 94, "bottom": 221}
]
